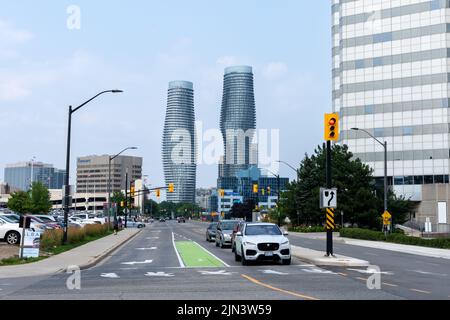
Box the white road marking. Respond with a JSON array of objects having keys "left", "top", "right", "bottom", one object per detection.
[
  {"left": 408, "top": 270, "right": 448, "bottom": 277},
  {"left": 347, "top": 268, "right": 394, "bottom": 275},
  {"left": 172, "top": 232, "right": 185, "bottom": 268},
  {"left": 121, "top": 260, "right": 153, "bottom": 265},
  {"left": 199, "top": 270, "right": 234, "bottom": 276},
  {"left": 101, "top": 273, "right": 120, "bottom": 278},
  {"left": 120, "top": 268, "right": 139, "bottom": 270},
  {"left": 136, "top": 247, "right": 157, "bottom": 250},
  {"left": 146, "top": 237, "right": 160, "bottom": 240},
  {"left": 296, "top": 264, "right": 315, "bottom": 267},
  {"left": 302, "top": 268, "right": 336, "bottom": 275},
  {"left": 260, "top": 270, "right": 289, "bottom": 275},
  {"left": 145, "top": 272, "right": 175, "bottom": 277}
]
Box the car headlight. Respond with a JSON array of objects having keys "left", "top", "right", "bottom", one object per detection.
[
  {"left": 281, "top": 240, "right": 290, "bottom": 245},
  {"left": 243, "top": 242, "right": 256, "bottom": 246}
]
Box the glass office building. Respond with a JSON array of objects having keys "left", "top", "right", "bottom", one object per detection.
[
  {"left": 333, "top": 0, "right": 450, "bottom": 230},
  {"left": 220, "top": 66, "right": 257, "bottom": 178},
  {"left": 162, "top": 81, "right": 197, "bottom": 203},
  {"left": 4, "top": 162, "right": 66, "bottom": 191}
]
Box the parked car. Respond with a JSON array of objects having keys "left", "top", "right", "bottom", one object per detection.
[
  {"left": 215, "top": 220, "right": 240, "bottom": 248},
  {"left": 0, "top": 213, "right": 47, "bottom": 234},
  {"left": 29, "top": 215, "right": 60, "bottom": 230},
  {"left": 205, "top": 222, "right": 218, "bottom": 242},
  {"left": 159, "top": 217, "right": 166, "bottom": 222},
  {"left": 234, "top": 222, "right": 291, "bottom": 265},
  {"left": 72, "top": 213, "right": 106, "bottom": 224},
  {"left": 231, "top": 220, "right": 246, "bottom": 252},
  {"left": 126, "top": 221, "right": 146, "bottom": 228},
  {"left": 0, "top": 215, "right": 24, "bottom": 245},
  {"left": 32, "top": 215, "right": 62, "bottom": 229}
]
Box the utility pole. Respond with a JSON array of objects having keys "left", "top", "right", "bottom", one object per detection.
[{"left": 326, "top": 140, "right": 333, "bottom": 256}]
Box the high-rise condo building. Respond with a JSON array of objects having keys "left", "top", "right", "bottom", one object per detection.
[
  {"left": 162, "top": 81, "right": 196, "bottom": 203},
  {"left": 4, "top": 161, "right": 66, "bottom": 191}
]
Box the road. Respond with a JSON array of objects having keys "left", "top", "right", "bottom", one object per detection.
[{"left": 0, "top": 220, "right": 449, "bottom": 300}]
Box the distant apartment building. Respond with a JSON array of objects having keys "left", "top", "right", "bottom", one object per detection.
[
  {"left": 332, "top": 0, "right": 450, "bottom": 231},
  {"left": 4, "top": 161, "right": 66, "bottom": 191},
  {"left": 196, "top": 188, "right": 216, "bottom": 210},
  {"left": 76, "top": 155, "right": 143, "bottom": 194}
]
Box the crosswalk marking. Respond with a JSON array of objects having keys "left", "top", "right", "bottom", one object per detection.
[
  {"left": 121, "top": 260, "right": 153, "bottom": 265},
  {"left": 101, "top": 273, "right": 120, "bottom": 278},
  {"left": 145, "top": 272, "right": 175, "bottom": 277}
]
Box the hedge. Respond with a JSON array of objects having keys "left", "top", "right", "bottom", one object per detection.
[
  {"left": 340, "top": 228, "right": 450, "bottom": 249},
  {"left": 289, "top": 226, "right": 341, "bottom": 233}
]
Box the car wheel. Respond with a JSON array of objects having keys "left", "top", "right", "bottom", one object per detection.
[
  {"left": 206, "top": 234, "right": 210, "bottom": 242},
  {"left": 282, "top": 258, "right": 291, "bottom": 265},
  {"left": 6, "top": 231, "right": 20, "bottom": 245},
  {"left": 231, "top": 243, "right": 235, "bottom": 253},
  {"left": 215, "top": 239, "right": 219, "bottom": 247},
  {"left": 235, "top": 248, "right": 241, "bottom": 262},
  {"left": 241, "top": 246, "right": 248, "bottom": 266},
  {"left": 219, "top": 239, "right": 224, "bottom": 248}
]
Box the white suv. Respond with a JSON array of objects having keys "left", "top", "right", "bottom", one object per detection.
[
  {"left": 72, "top": 213, "right": 105, "bottom": 224},
  {"left": 234, "top": 223, "right": 291, "bottom": 265},
  {"left": 0, "top": 215, "right": 24, "bottom": 245}
]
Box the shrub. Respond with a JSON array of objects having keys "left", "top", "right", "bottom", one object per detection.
[
  {"left": 340, "top": 228, "right": 450, "bottom": 249},
  {"left": 289, "top": 225, "right": 341, "bottom": 233},
  {"left": 84, "top": 224, "right": 109, "bottom": 238},
  {"left": 40, "top": 229, "right": 63, "bottom": 250}
]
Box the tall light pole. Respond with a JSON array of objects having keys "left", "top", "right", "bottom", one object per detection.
[
  {"left": 277, "top": 160, "right": 301, "bottom": 225},
  {"left": 30, "top": 156, "right": 36, "bottom": 189},
  {"left": 351, "top": 128, "right": 388, "bottom": 214},
  {"left": 108, "top": 147, "right": 138, "bottom": 224},
  {"left": 63, "top": 90, "right": 123, "bottom": 245},
  {"left": 266, "top": 169, "right": 281, "bottom": 227}
]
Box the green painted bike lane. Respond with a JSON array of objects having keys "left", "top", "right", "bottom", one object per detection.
[{"left": 175, "top": 241, "right": 225, "bottom": 267}]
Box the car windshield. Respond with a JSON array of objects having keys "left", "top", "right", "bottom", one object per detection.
[
  {"left": 245, "top": 225, "right": 282, "bottom": 236},
  {"left": 0, "top": 216, "right": 16, "bottom": 224},
  {"left": 2, "top": 215, "right": 19, "bottom": 222},
  {"left": 220, "top": 221, "right": 238, "bottom": 230},
  {"left": 208, "top": 223, "right": 217, "bottom": 230}
]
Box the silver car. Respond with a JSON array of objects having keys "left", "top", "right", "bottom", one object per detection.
[{"left": 215, "top": 220, "right": 240, "bottom": 248}]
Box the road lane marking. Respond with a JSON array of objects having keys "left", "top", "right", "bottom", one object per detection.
[
  {"left": 382, "top": 282, "right": 398, "bottom": 287},
  {"left": 199, "top": 270, "right": 234, "bottom": 276},
  {"left": 136, "top": 247, "right": 158, "bottom": 250},
  {"left": 338, "top": 273, "right": 348, "bottom": 277},
  {"left": 145, "top": 272, "right": 175, "bottom": 277},
  {"left": 410, "top": 288, "right": 431, "bottom": 294},
  {"left": 120, "top": 268, "right": 139, "bottom": 270},
  {"left": 101, "top": 273, "right": 120, "bottom": 278},
  {"left": 175, "top": 241, "right": 225, "bottom": 267},
  {"left": 302, "top": 268, "right": 336, "bottom": 275},
  {"left": 407, "top": 270, "right": 448, "bottom": 277},
  {"left": 121, "top": 260, "right": 153, "bottom": 265},
  {"left": 355, "top": 277, "right": 367, "bottom": 281},
  {"left": 347, "top": 268, "right": 394, "bottom": 275},
  {"left": 194, "top": 241, "right": 230, "bottom": 267},
  {"left": 146, "top": 237, "right": 160, "bottom": 240},
  {"left": 259, "top": 270, "right": 289, "bottom": 275},
  {"left": 241, "top": 274, "right": 319, "bottom": 300},
  {"left": 172, "top": 232, "right": 186, "bottom": 268}
]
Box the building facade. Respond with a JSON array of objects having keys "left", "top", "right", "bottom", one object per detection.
[
  {"left": 76, "top": 155, "right": 142, "bottom": 194},
  {"left": 162, "top": 81, "right": 197, "bottom": 203},
  {"left": 4, "top": 162, "right": 66, "bottom": 191},
  {"left": 220, "top": 66, "right": 257, "bottom": 178},
  {"left": 332, "top": 0, "right": 450, "bottom": 231}
]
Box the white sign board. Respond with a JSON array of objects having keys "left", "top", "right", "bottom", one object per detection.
[
  {"left": 22, "top": 230, "right": 41, "bottom": 258},
  {"left": 320, "top": 188, "right": 337, "bottom": 209}
]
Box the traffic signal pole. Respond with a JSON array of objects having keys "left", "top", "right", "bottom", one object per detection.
[{"left": 326, "top": 140, "right": 333, "bottom": 257}]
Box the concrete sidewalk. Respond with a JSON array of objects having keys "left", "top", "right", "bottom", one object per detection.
[
  {"left": 291, "top": 231, "right": 450, "bottom": 260},
  {"left": 291, "top": 245, "right": 369, "bottom": 267},
  {"left": 0, "top": 228, "right": 141, "bottom": 279}
]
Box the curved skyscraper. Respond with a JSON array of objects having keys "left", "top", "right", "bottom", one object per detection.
[
  {"left": 220, "top": 66, "right": 257, "bottom": 178},
  {"left": 162, "top": 81, "right": 196, "bottom": 203}
]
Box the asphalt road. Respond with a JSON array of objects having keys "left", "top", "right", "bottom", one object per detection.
[{"left": 0, "top": 220, "right": 448, "bottom": 300}]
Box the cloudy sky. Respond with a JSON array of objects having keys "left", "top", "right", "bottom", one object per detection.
[{"left": 0, "top": 0, "right": 331, "bottom": 188}]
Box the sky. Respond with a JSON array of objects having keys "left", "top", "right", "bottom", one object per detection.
[{"left": 0, "top": 0, "right": 331, "bottom": 188}]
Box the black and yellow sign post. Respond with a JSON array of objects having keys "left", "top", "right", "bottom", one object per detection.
[{"left": 324, "top": 113, "right": 339, "bottom": 257}]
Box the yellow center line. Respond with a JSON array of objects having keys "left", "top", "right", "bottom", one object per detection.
[
  {"left": 241, "top": 274, "right": 319, "bottom": 301},
  {"left": 382, "top": 282, "right": 398, "bottom": 287},
  {"left": 410, "top": 288, "right": 431, "bottom": 294}
]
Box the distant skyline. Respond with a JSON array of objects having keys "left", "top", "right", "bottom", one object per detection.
[{"left": 0, "top": 1, "right": 331, "bottom": 188}]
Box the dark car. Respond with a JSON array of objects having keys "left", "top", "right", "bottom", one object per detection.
[
  {"left": 215, "top": 220, "right": 240, "bottom": 248},
  {"left": 159, "top": 218, "right": 166, "bottom": 222},
  {"left": 205, "top": 222, "right": 218, "bottom": 242},
  {"left": 231, "top": 221, "right": 246, "bottom": 252},
  {"left": 177, "top": 217, "right": 186, "bottom": 223}
]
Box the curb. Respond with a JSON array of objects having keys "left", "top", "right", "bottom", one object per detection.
[{"left": 77, "top": 229, "right": 143, "bottom": 271}]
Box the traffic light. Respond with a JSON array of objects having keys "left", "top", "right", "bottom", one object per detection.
[
  {"left": 267, "top": 187, "right": 271, "bottom": 195},
  {"left": 168, "top": 183, "right": 174, "bottom": 193},
  {"left": 130, "top": 185, "right": 135, "bottom": 197},
  {"left": 261, "top": 189, "right": 265, "bottom": 196},
  {"left": 120, "top": 201, "right": 124, "bottom": 207},
  {"left": 325, "top": 113, "right": 339, "bottom": 141},
  {"left": 253, "top": 184, "right": 259, "bottom": 194},
  {"left": 219, "top": 189, "right": 225, "bottom": 197},
  {"left": 156, "top": 189, "right": 161, "bottom": 198}
]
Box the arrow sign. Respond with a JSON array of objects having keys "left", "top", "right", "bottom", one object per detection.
[{"left": 320, "top": 188, "right": 337, "bottom": 209}]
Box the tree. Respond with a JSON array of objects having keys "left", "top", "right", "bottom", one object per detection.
[
  {"left": 7, "top": 191, "right": 31, "bottom": 214},
  {"left": 7, "top": 182, "right": 52, "bottom": 214},
  {"left": 280, "top": 144, "right": 412, "bottom": 229},
  {"left": 111, "top": 191, "right": 126, "bottom": 215},
  {"left": 144, "top": 199, "right": 160, "bottom": 217}
]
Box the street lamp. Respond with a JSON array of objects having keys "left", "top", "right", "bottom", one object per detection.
[
  {"left": 63, "top": 90, "right": 123, "bottom": 245},
  {"left": 266, "top": 169, "right": 282, "bottom": 227},
  {"left": 351, "top": 128, "right": 388, "bottom": 214},
  {"left": 108, "top": 147, "right": 138, "bottom": 224},
  {"left": 277, "top": 160, "right": 301, "bottom": 225}
]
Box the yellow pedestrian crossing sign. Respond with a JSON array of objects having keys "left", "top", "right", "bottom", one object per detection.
[{"left": 382, "top": 211, "right": 392, "bottom": 225}]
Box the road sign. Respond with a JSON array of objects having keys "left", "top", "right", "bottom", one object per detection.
[
  {"left": 382, "top": 211, "right": 392, "bottom": 225},
  {"left": 326, "top": 208, "right": 336, "bottom": 230},
  {"left": 320, "top": 188, "right": 337, "bottom": 209}
]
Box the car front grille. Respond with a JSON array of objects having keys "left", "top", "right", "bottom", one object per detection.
[{"left": 257, "top": 243, "right": 279, "bottom": 251}]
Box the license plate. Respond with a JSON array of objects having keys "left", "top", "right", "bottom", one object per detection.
[{"left": 264, "top": 252, "right": 274, "bottom": 257}]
